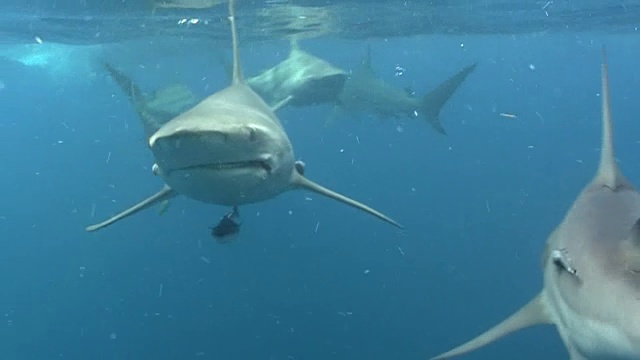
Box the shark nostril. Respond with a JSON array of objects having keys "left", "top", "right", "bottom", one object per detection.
[
  {"left": 248, "top": 127, "right": 257, "bottom": 142},
  {"left": 260, "top": 161, "right": 272, "bottom": 173}
]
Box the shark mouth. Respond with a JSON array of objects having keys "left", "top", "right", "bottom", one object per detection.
[{"left": 167, "top": 159, "right": 272, "bottom": 175}]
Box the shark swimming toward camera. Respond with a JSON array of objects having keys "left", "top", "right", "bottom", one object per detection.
[
  {"left": 336, "top": 45, "right": 477, "bottom": 135},
  {"left": 86, "top": 0, "right": 403, "bottom": 233},
  {"left": 102, "top": 63, "right": 198, "bottom": 139},
  {"left": 431, "top": 48, "right": 640, "bottom": 360},
  {"left": 218, "top": 38, "right": 347, "bottom": 109},
  {"left": 245, "top": 38, "right": 347, "bottom": 108}
]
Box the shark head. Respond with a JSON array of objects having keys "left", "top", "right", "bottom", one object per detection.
[
  {"left": 244, "top": 38, "right": 347, "bottom": 108},
  {"left": 431, "top": 48, "right": 640, "bottom": 360},
  {"left": 148, "top": 88, "right": 295, "bottom": 205}
]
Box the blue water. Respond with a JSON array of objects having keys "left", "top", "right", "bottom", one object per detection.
[{"left": 2, "top": 5, "right": 640, "bottom": 359}]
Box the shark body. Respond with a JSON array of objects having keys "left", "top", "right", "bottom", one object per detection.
[
  {"left": 337, "top": 46, "right": 476, "bottom": 135},
  {"left": 431, "top": 49, "right": 640, "bottom": 360}
]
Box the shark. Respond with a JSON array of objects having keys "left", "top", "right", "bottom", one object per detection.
[
  {"left": 336, "top": 45, "right": 477, "bottom": 135},
  {"left": 431, "top": 48, "right": 640, "bottom": 360},
  {"left": 102, "top": 63, "right": 198, "bottom": 139},
  {"left": 218, "top": 38, "right": 348, "bottom": 109},
  {"left": 245, "top": 38, "right": 348, "bottom": 108},
  {"left": 86, "top": 0, "right": 403, "bottom": 233}
]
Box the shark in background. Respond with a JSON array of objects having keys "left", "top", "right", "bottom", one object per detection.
[
  {"left": 431, "top": 48, "right": 640, "bottom": 360},
  {"left": 219, "top": 38, "right": 348, "bottom": 109},
  {"left": 102, "top": 63, "right": 198, "bottom": 139},
  {"left": 335, "top": 45, "right": 477, "bottom": 135},
  {"left": 86, "top": 0, "right": 403, "bottom": 234}
]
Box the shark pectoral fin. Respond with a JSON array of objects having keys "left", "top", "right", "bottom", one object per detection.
[
  {"left": 421, "top": 62, "right": 478, "bottom": 136},
  {"left": 289, "top": 171, "right": 403, "bottom": 229},
  {"left": 271, "top": 95, "right": 293, "bottom": 112},
  {"left": 567, "top": 347, "right": 588, "bottom": 360},
  {"left": 431, "top": 293, "right": 552, "bottom": 360},
  {"left": 86, "top": 185, "right": 177, "bottom": 232}
]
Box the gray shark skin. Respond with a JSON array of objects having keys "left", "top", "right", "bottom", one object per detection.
[
  {"left": 102, "top": 63, "right": 197, "bottom": 139},
  {"left": 337, "top": 45, "right": 477, "bottom": 135},
  {"left": 431, "top": 48, "right": 640, "bottom": 360},
  {"left": 245, "top": 39, "right": 348, "bottom": 108},
  {"left": 86, "top": 0, "right": 403, "bottom": 232},
  {"left": 218, "top": 39, "right": 347, "bottom": 109}
]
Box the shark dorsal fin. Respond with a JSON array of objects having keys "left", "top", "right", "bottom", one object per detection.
[
  {"left": 289, "top": 37, "right": 301, "bottom": 53},
  {"left": 431, "top": 293, "right": 552, "bottom": 359},
  {"left": 228, "top": 0, "right": 244, "bottom": 85},
  {"left": 595, "top": 47, "right": 624, "bottom": 189}
]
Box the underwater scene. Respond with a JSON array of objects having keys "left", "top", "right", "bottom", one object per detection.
[{"left": 1, "top": 0, "right": 640, "bottom": 359}]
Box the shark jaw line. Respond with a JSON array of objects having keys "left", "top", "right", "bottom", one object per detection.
[{"left": 166, "top": 159, "right": 273, "bottom": 175}]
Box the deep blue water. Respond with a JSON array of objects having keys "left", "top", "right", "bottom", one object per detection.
[{"left": 2, "top": 7, "right": 640, "bottom": 360}]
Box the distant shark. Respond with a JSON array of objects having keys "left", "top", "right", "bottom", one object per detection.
[
  {"left": 86, "top": 0, "right": 403, "bottom": 233},
  {"left": 431, "top": 48, "right": 640, "bottom": 360},
  {"left": 219, "top": 38, "right": 348, "bottom": 109},
  {"left": 102, "top": 63, "right": 197, "bottom": 139},
  {"left": 336, "top": 45, "right": 477, "bottom": 135}
]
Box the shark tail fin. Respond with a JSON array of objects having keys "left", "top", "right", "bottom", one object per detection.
[
  {"left": 431, "top": 293, "right": 553, "bottom": 359},
  {"left": 421, "top": 62, "right": 477, "bottom": 135},
  {"left": 103, "top": 63, "right": 145, "bottom": 111},
  {"left": 290, "top": 171, "right": 403, "bottom": 229}
]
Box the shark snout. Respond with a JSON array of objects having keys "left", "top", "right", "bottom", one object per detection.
[{"left": 148, "top": 129, "right": 229, "bottom": 149}]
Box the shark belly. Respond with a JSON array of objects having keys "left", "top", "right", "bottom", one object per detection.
[{"left": 545, "top": 273, "right": 640, "bottom": 359}]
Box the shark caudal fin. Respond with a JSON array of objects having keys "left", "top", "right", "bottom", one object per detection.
[{"left": 421, "top": 63, "right": 477, "bottom": 135}]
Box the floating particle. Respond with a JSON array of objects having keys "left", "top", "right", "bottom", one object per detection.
[{"left": 499, "top": 113, "right": 518, "bottom": 119}]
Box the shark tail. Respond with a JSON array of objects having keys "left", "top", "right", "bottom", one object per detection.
[{"left": 421, "top": 62, "right": 477, "bottom": 135}]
